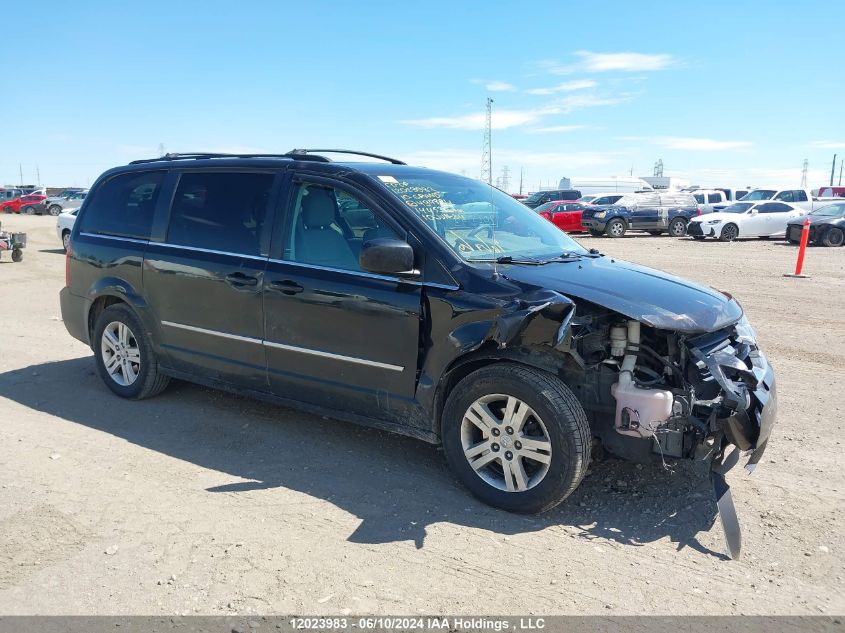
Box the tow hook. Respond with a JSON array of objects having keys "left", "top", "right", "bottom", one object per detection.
[{"left": 711, "top": 443, "right": 742, "bottom": 559}]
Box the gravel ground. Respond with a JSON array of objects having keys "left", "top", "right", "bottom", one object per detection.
[{"left": 0, "top": 214, "right": 843, "bottom": 616}]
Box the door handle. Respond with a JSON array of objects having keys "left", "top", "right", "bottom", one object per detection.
[
  {"left": 269, "top": 279, "right": 304, "bottom": 295},
  {"left": 225, "top": 272, "right": 259, "bottom": 287}
]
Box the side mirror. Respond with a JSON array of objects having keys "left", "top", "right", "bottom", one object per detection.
[
  {"left": 359, "top": 238, "right": 418, "bottom": 277},
  {"left": 749, "top": 209, "right": 758, "bottom": 215}
]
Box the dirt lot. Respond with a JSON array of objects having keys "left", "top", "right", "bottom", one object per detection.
[{"left": 0, "top": 213, "right": 843, "bottom": 616}]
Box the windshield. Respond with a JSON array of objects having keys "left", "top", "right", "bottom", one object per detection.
[
  {"left": 525, "top": 191, "right": 547, "bottom": 203},
  {"left": 376, "top": 172, "right": 587, "bottom": 262},
  {"left": 534, "top": 202, "right": 558, "bottom": 213},
  {"left": 591, "top": 195, "right": 623, "bottom": 206},
  {"left": 810, "top": 203, "right": 845, "bottom": 217},
  {"left": 579, "top": 195, "right": 596, "bottom": 203},
  {"left": 722, "top": 203, "right": 754, "bottom": 214},
  {"left": 742, "top": 190, "right": 776, "bottom": 201}
]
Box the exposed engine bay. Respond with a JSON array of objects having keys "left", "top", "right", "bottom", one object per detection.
[{"left": 559, "top": 303, "right": 777, "bottom": 559}]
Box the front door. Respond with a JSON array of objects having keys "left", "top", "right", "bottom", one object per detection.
[
  {"left": 760, "top": 202, "right": 799, "bottom": 237},
  {"left": 263, "top": 176, "right": 422, "bottom": 420},
  {"left": 143, "top": 169, "right": 277, "bottom": 389}
]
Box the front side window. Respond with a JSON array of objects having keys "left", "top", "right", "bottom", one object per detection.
[
  {"left": 811, "top": 203, "right": 845, "bottom": 217},
  {"left": 794, "top": 190, "right": 808, "bottom": 202},
  {"left": 78, "top": 170, "right": 164, "bottom": 239},
  {"left": 166, "top": 171, "right": 273, "bottom": 256},
  {"left": 723, "top": 203, "right": 754, "bottom": 214},
  {"left": 707, "top": 193, "right": 722, "bottom": 204},
  {"left": 694, "top": 194, "right": 705, "bottom": 204},
  {"left": 282, "top": 182, "right": 399, "bottom": 272},
  {"left": 775, "top": 191, "right": 795, "bottom": 202},
  {"left": 374, "top": 172, "right": 586, "bottom": 262},
  {"left": 591, "top": 195, "right": 623, "bottom": 206}
]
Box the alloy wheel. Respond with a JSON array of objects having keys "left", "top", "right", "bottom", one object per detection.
[
  {"left": 608, "top": 221, "right": 625, "bottom": 237},
  {"left": 460, "top": 394, "right": 552, "bottom": 492},
  {"left": 100, "top": 321, "right": 141, "bottom": 386},
  {"left": 49, "top": 205, "right": 62, "bottom": 216}
]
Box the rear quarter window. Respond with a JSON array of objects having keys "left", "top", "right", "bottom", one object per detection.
[{"left": 78, "top": 170, "right": 165, "bottom": 239}]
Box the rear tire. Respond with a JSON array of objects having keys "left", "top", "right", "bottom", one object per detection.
[
  {"left": 822, "top": 227, "right": 844, "bottom": 247},
  {"left": 668, "top": 218, "right": 688, "bottom": 237},
  {"left": 62, "top": 230, "right": 71, "bottom": 252},
  {"left": 442, "top": 363, "right": 590, "bottom": 514},
  {"left": 23, "top": 206, "right": 36, "bottom": 215},
  {"left": 605, "top": 218, "right": 626, "bottom": 238},
  {"left": 719, "top": 223, "right": 739, "bottom": 242},
  {"left": 48, "top": 205, "right": 63, "bottom": 216},
  {"left": 92, "top": 304, "right": 170, "bottom": 400}
]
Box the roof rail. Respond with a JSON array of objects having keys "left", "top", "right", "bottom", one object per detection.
[
  {"left": 128, "top": 152, "right": 330, "bottom": 165},
  {"left": 128, "top": 149, "right": 406, "bottom": 166},
  {"left": 286, "top": 149, "right": 406, "bottom": 165}
]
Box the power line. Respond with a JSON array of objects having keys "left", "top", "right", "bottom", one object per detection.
[{"left": 800, "top": 158, "right": 808, "bottom": 188}]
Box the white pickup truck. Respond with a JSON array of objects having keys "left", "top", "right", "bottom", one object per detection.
[{"left": 713, "top": 188, "right": 835, "bottom": 212}]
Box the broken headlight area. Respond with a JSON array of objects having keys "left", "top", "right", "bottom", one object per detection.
[{"left": 567, "top": 309, "right": 776, "bottom": 559}]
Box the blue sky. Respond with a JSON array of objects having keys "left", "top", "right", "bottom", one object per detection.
[{"left": 2, "top": 0, "right": 843, "bottom": 191}]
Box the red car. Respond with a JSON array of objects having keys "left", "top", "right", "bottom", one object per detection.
[
  {"left": 535, "top": 201, "right": 588, "bottom": 233},
  {"left": 2, "top": 194, "right": 47, "bottom": 214}
]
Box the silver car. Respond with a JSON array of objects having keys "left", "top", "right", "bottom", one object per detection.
[{"left": 44, "top": 190, "right": 87, "bottom": 216}]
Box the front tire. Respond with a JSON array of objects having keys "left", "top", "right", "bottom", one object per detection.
[
  {"left": 93, "top": 304, "right": 170, "bottom": 400},
  {"left": 62, "top": 230, "right": 71, "bottom": 252},
  {"left": 48, "top": 205, "right": 63, "bottom": 216},
  {"left": 719, "top": 223, "right": 739, "bottom": 242},
  {"left": 442, "top": 363, "right": 590, "bottom": 514},
  {"left": 605, "top": 218, "right": 626, "bottom": 238},
  {"left": 822, "top": 227, "right": 844, "bottom": 247}
]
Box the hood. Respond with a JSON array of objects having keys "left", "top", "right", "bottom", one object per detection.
[
  {"left": 498, "top": 255, "right": 743, "bottom": 333},
  {"left": 789, "top": 214, "right": 842, "bottom": 226},
  {"left": 690, "top": 211, "right": 740, "bottom": 224}
]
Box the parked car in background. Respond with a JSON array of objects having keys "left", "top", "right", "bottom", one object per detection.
[
  {"left": 587, "top": 192, "right": 628, "bottom": 206},
  {"left": 786, "top": 202, "right": 845, "bottom": 247},
  {"left": 688, "top": 201, "right": 803, "bottom": 241},
  {"left": 56, "top": 208, "right": 79, "bottom": 251},
  {"left": 580, "top": 191, "right": 700, "bottom": 237},
  {"left": 534, "top": 201, "right": 588, "bottom": 233},
  {"left": 523, "top": 189, "right": 582, "bottom": 209},
  {"left": 0, "top": 188, "right": 24, "bottom": 204},
  {"left": 817, "top": 186, "right": 845, "bottom": 199},
  {"left": 712, "top": 188, "right": 827, "bottom": 213},
  {"left": 577, "top": 194, "right": 597, "bottom": 203},
  {"left": 691, "top": 189, "right": 731, "bottom": 213},
  {"left": 2, "top": 194, "right": 47, "bottom": 214},
  {"left": 45, "top": 190, "right": 87, "bottom": 216}
]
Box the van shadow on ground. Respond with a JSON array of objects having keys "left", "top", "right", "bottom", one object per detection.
[{"left": 0, "top": 358, "right": 726, "bottom": 559}]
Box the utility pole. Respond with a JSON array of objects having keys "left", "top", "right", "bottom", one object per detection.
[
  {"left": 831, "top": 154, "right": 838, "bottom": 186},
  {"left": 800, "top": 158, "right": 808, "bottom": 188},
  {"left": 519, "top": 167, "right": 524, "bottom": 195},
  {"left": 839, "top": 159, "right": 843, "bottom": 186},
  {"left": 36, "top": 165, "right": 41, "bottom": 186},
  {"left": 18, "top": 164, "right": 23, "bottom": 187},
  {"left": 158, "top": 143, "right": 166, "bottom": 157},
  {"left": 480, "top": 97, "right": 493, "bottom": 185}
]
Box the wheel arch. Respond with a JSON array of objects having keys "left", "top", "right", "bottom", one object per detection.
[
  {"left": 433, "top": 345, "right": 572, "bottom": 441},
  {"left": 85, "top": 281, "right": 158, "bottom": 350}
]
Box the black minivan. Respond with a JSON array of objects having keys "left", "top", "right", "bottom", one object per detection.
[{"left": 61, "top": 151, "right": 775, "bottom": 556}]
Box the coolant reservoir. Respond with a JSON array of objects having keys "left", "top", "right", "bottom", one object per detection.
[{"left": 611, "top": 380, "right": 674, "bottom": 437}]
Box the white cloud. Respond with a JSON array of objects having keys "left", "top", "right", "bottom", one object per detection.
[
  {"left": 402, "top": 108, "right": 553, "bottom": 130},
  {"left": 577, "top": 51, "right": 676, "bottom": 72},
  {"left": 526, "top": 79, "right": 596, "bottom": 95},
  {"left": 655, "top": 137, "right": 753, "bottom": 151},
  {"left": 538, "top": 51, "right": 677, "bottom": 75},
  {"left": 527, "top": 125, "right": 587, "bottom": 134},
  {"left": 810, "top": 140, "right": 845, "bottom": 149},
  {"left": 485, "top": 80, "right": 516, "bottom": 92},
  {"left": 555, "top": 93, "right": 632, "bottom": 113}
]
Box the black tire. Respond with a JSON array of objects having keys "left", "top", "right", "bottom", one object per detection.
[
  {"left": 605, "top": 218, "right": 626, "bottom": 238},
  {"left": 647, "top": 230, "right": 662, "bottom": 236},
  {"left": 821, "top": 227, "right": 844, "bottom": 247},
  {"left": 23, "top": 206, "right": 36, "bottom": 215},
  {"left": 719, "top": 223, "right": 739, "bottom": 242},
  {"left": 11, "top": 248, "right": 22, "bottom": 262},
  {"left": 668, "top": 217, "right": 688, "bottom": 237},
  {"left": 588, "top": 229, "right": 603, "bottom": 237},
  {"left": 442, "top": 363, "right": 590, "bottom": 514},
  {"left": 48, "top": 205, "right": 63, "bottom": 216},
  {"left": 92, "top": 304, "right": 170, "bottom": 400},
  {"left": 2, "top": 206, "right": 12, "bottom": 214},
  {"left": 62, "top": 230, "right": 71, "bottom": 252}
]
